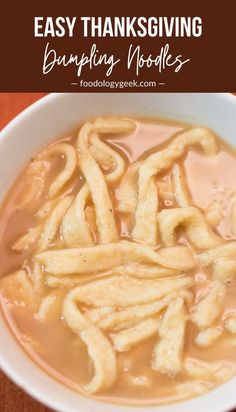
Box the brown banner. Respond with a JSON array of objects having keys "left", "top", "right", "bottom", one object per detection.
[{"left": 0, "top": 1, "right": 235, "bottom": 92}]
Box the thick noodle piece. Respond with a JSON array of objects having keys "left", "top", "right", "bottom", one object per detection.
[
  {"left": 90, "top": 134, "right": 125, "bottom": 183},
  {"left": 110, "top": 317, "right": 160, "bottom": 352},
  {"left": 36, "top": 241, "right": 196, "bottom": 275},
  {"left": 77, "top": 121, "right": 126, "bottom": 243},
  {"left": 77, "top": 118, "right": 135, "bottom": 241},
  {"left": 213, "top": 257, "right": 236, "bottom": 282},
  {"left": 225, "top": 314, "right": 236, "bottom": 334},
  {"left": 172, "top": 163, "right": 191, "bottom": 207},
  {"left": 32, "top": 261, "right": 44, "bottom": 293},
  {"left": 195, "top": 326, "right": 222, "bottom": 347},
  {"left": 152, "top": 298, "right": 186, "bottom": 375},
  {"left": 131, "top": 176, "right": 158, "bottom": 246},
  {"left": 45, "top": 265, "right": 179, "bottom": 288},
  {"left": 90, "top": 117, "right": 135, "bottom": 135},
  {"left": 116, "top": 163, "right": 140, "bottom": 213},
  {"left": 108, "top": 263, "right": 179, "bottom": 279},
  {"left": 158, "top": 207, "right": 222, "bottom": 250},
  {"left": 97, "top": 290, "right": 192, "bottom": 332},
  {"left": 38, "top": 195, "right": 73, "bottom": 251},
  {"left": 198, "top": 242, "right": 236, "bottom": 265},
  {"left": 191, "top": 280, "right": 225, "bottom": 329},
  {"left": 64, "top": 276, "right": 192, "bottom": 309},
  {"left": 156, "top": 245, "right": 196, "bottom": 269},
  {"left": 132, "top": 128, "right": 218, "bottom": 246},
  {"left": 85, "top": 206, "right": 96, "bottom": 232},
  {"left": 205, "top": 201, "right": 223, "bottom": 227},
  {"left": 62, "top": 290, "right": 117, "bottom": 393},
  {"left": 35, "top": 295, "right": 57, "bottom": 321},
  {"left": 45, "top": 143, "right": 77, "bottom": 198},
  {"left": 46, "top": 275, "right": 85, "bottom": 288},
  {"left": 95, "top": 301, "right": 165, "bottom": 330},
  {"left": 36, "top": 199, "right": 55, "bottom": 219},
  {"left": 86, "top": 306, "right": 114, "bottom": 323},
  {"left": 77, "top": 118, "right": 135, "bottom": 243},
  {"left": 61, "top": 185, "right": 94, "bottom": 247},
  {"left": 142, "top": 127, "right": 218, "bottom": 176},
  {"left": 45, "top": 273, "right": 107, "bottom": 288}
]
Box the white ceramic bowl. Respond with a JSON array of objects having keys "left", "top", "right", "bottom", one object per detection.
[{"left": 0, "top": 93, "right": 236, "bottom": 412}]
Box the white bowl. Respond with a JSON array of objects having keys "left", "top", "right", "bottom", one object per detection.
[{"left": 0, "top": 93, "right": 236, "bottom": 412}]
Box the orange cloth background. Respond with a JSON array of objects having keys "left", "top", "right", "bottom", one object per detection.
[
  {"left": 0, "top": 93, "right": 235, "bottom": 411},
  {"left": 0, "top": 94, "right": 47, "bottom": 130}
]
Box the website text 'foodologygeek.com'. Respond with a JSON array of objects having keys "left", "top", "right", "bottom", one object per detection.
[{"left": 72, "top": 79, "right": 160, "bottom": 89}]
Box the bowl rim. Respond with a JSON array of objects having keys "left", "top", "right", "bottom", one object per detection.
[
  {"left": 1, "top": 92, "right": 236, "bottom": 412},
  {"left": 1, "top": 92, "right": 236, "bottom": 137}
]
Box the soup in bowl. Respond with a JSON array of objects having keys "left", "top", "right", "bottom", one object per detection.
[{"left": 0, "top": 93, "right": 236, "bottom": 412}]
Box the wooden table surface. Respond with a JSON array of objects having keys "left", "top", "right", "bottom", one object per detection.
[{"left": 0, "top": 93, "right": 236, "bottom": 411}]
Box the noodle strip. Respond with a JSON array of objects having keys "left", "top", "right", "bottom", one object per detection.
[
  {"left": 77, "top": 118, "right": 135, "bottom": 243},
  {"left": 38, "top": 195, "right": 73, "bottom": 251},
  {"left": 90, "top": 133, "right": 125, "bottom": 183},
  {"left": 63, "top": 290, "right": 117, "bottom": 393},
  {"left": 132, "top": 128, "right": 218, "bottom": 245},
  {"left": 116, "top": 163, "right": 140, "bottom": 213},
  {"left": 96, "top": 290, "right": 192, "bottom": 332},
  {"left": 110, "top": 317, "right": 160, "bottom": 352},
  {"left": 107, "top": 263, "right": 179, "bottom": 278},
  {"left": 158, "top": 207, "right": 222, "bottom": 250},
  {"left": 61, "top": 185, "right": 94, "bottom": 247},
  {"left": 172, "top": 163, "right": 191, "bottom": 207},
  {"left": 45, "top": 143, "right": 77, "bottom": 198},
  {"left": 199, "top": 242, "right": 236, "bottom": 265},
  {"left": 152, "top": 298, "right": 186, "bottom": 375},
  {"left": 190, "top": 281, "right": 225, "bottom": 329},
  {"left": 59, "top": 276, "right": 193, "bottom": 308},
  {"left": 36, "top": 241, "right": 196, "bottom": 275}
]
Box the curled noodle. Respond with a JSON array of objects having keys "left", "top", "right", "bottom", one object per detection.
[
  {"left": 132, "top": 128, "right": 218, "bottom": 245},
  {"left": 158, "top": 207, "right": 222, "bottom": 250},
  {"left": 77, "top": 118, "right": 135, "bottom": 243},
  {"left": 61, "top": 185, "right": 94, "bottom": 247},
  {"left": 63, "top": 289, "right": 117, "bottom": 393},
  {"left": 45, "top": 143, "right": 77, "bottom": 198}
]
